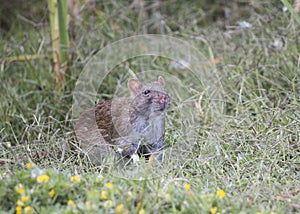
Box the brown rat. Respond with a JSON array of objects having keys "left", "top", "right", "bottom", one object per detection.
[{"left": 74, "top": 76, "right": 169, "bottom": 163}]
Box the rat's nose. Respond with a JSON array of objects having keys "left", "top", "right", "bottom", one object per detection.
[{"left": 160, "top": 94, "right": 168, "bottom": 105}]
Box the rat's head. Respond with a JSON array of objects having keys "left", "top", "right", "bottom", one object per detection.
[{"left": 128, "top": 76, "right": 169, "bottom": 116}]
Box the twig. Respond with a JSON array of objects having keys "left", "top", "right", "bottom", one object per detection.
[{"left": 197, "top": 90, "right": 208, "bottom": 123}]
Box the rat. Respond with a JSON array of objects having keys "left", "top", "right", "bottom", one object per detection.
[{"left": 74, "top": 76, "right": 169, "bottom": 163}]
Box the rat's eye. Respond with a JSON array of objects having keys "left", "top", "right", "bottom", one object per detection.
[{"left": 143, "top": 90, "right": 151, "bottom": 96}]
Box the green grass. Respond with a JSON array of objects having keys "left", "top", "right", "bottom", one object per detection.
[{"left": 1, "top": 0, "right": 300, "bottom": 213}]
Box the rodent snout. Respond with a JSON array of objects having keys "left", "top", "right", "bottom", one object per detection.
[{"left": 159, "top": 94, "right": 168, "bottom": 105}]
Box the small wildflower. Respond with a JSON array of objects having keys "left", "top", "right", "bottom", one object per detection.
[
  {"left": 139, "top": 209, "right": 145, "bottom": 214},
  {"left": 68, "top": 200, "right": 75, "bottom": 205},
  {"left": 17, "top": 200, "right": 24, "bottom": 206},
  {"left": 30, "top": 168, "right": 44, "bottom": 179},
  {"left": 26, "top": 162, "right": 32, "bottom": 169},
  {"left": 100, "top": 191, "right": 107, "bottom": 199},
  {"left": 17, "top": 188, "right": 25, "bottom": 194},
  {"left": 104, "top": 200, "right": 113, "bottom": 208},
  {"left": 16, "top": 205, "right": 22, "bottom": 214},
  {"left": 211, "top": 206, "right": 218, "bottom": 214},
  {"left": 70, "top": 175, "right": 81, "bottom": 182},
  {"left": 256, "top": 212, "right": 262, "bottom": 214},
  {"left": 216, "top": 189, "right": 226, "bottom": 199},
  {"left": 36, "top": 174, "right": 49, "bottom": 183},
  {"left": 115, "top": 204, "right": 124, "bottom": 213},
  {"left": 17, "top": 188, "right": 25, "bottom": 195},
  {"left": 96, "top": 174, "right": 104, "bottom": 182},
  {"left": 16, "top": 184, "right": 25, "bottom": 194},
  {"left": 188, "top": 191, "right": 194, "bottom": 197},
  {"left": 24, "top": 206, "right": 33, "bottom": 213},
  {"left": 164, "top": 193, "right": 171, "bottom": 200},
  {"left": 85, "top": 201, "right": 91, "bottom": 208},
  {"left": 127, "top": 191, "right": 133, "bottom": 200},
  {"left": 105, "top": 182, "right": 113, "bottom": 189},
  {"left": 184, "top": 183, "right": 191, "bottom": 191},
  {"left": 21, "top": 196, "right": 29, "bottom": 202},
  {"left": 68, "top": 200, "right": 76, "bottom": 209},
  {"left": 49, "top": 189, "right": 55, "bottom": 198}
]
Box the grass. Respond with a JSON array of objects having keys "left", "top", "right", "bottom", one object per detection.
[{"left": 1, "top": 0, "right": 300, "bottom": 213}]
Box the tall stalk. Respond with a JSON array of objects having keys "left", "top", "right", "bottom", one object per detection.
[{"left": 48, "top": 0, "right": 69, "bottom": 90}]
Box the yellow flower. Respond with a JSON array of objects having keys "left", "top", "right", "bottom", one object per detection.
[
  {"left": 17, "top": 200, "right": 24, "bottom": 206},
  {"left": 16, "top": 205, "right": 22, "bottom": 214},
  {"left": 100, "top": 191, "right": 107, "bottom": 199},
  {"left": 21, "top": 196, "right": 29, "bottom": 202},
  {"left": 105, "top": 182, "right": 113, "bottom": 189},
  {"left": 37, "top": 174, "right": 50, "bottom": 183},
  {"left": 26, "top": 162, "right": 32, "bottom": 169},
  {"left": 16, "top": 184, "right": 25, "bottom": 194},
  {"left": 139, "top": 209, "right": 145, "bottom": 214},
  {"left": 164, "top": 193, "right": 171, "bottom": 200},
  {"left": 68, "top": 200, "right": 76, "bottom": 209},
  {"left": 126, "top": 191, "right": 133, "bottom": 200},
  {"left": 216, "top": 189, "right": 226, "bottom": 199},
  {"left": 49, "top": 189, "right": 55, "bottom": 198},
  {"left": 211, "top": 206, "right": 217, "bottom": 214},
  {"left": 24, "top": 206, "right": 33, "bottom": 213},
  {"left": 97, "top": 174, "right": 104, "bottom": 182},
  {"left": 68, "top": 200, "right": 75, "bottom": 205},
  {"left": 17, "top": 188, "right": 25, "bottom": 195},
  {"left": 115, "top": 204, "right": 124, "bottom": 213},
  {"left": 85, "top": 201, "right": 91, "bottom": 208},
  {"left": 256, "top": 212, "right": 262, "bottom": 214},
  {"left": 104, "top": 200, "right": 113, "bottom": 208},
  {"left": 184, "top": 183, "right": 191, "bottom": 191},
  {"left": 70, "top": 175, "right": 81, "bottom": 182}
]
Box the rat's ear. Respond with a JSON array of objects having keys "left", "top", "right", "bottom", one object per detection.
[
  {"left": 128, "top": 78, "right": 141, "bottom": 94},
  {"left": 157, "top": 76, "right": 165, "bottom": 86}
]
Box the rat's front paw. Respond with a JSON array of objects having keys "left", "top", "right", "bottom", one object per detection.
[
  {"left": 131, "top": 153, "right": 140, "bottom": 163},
  {"left": 116, "top": 147, "right": 123, "bottom": 154}
]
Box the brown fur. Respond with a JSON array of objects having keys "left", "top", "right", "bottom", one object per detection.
[{"left": 74, "top": 76, "right": 169, "bottom": 163}]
